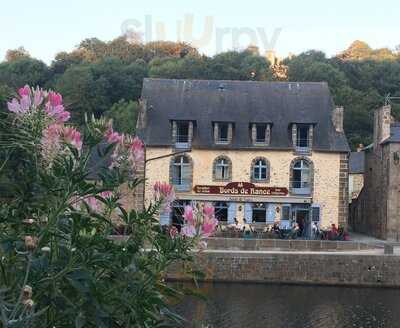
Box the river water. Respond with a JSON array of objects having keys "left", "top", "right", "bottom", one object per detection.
[{"left": 175, "top": 283, "right": 400, "bottom": 328}]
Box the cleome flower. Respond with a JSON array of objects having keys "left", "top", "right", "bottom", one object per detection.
[
  {"left": 8, "top": 86, "right": 71, "bottom": 123},
  {"left": 153, "top": 182, "right": 175, "bottom": 213},
  {"left": 180, "top": 203, "right": 218, "bottom": 241}
]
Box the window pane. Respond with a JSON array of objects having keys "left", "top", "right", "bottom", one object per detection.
[
  {"left": 214, "top": 202, "right": 228, "bottom": 222},
  {"left": 296, "top": 125, "right": 309, "bottom": 147},
  {"left": 256, "top": 125, "right": 266, "bottom": 142},
  {"left": 173, "top": 165, "right": 182, "bottom": 185},
  {"left": 261, "top": 167, "right": 267, "bottom": 179},
  {"left": 219, "top": 124, "right": 228, "bottom": 141},
  {"left": 312, "top": 207, "right": 320, "bottom": 222},
  {"left": 176, "top": 122, "right": 189, "bottom": 143}
]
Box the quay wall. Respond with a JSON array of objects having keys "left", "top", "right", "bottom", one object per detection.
[{"left": 168, "top": 251, "right": 400, "bottom": 288}]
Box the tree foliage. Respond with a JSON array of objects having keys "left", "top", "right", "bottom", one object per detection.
[{"left": 1, "top": 38, "right": 400, "bottom": 149}]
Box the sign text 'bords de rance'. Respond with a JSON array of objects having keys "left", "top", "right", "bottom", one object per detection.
[{"left": 193, "top": 182, "right": 288, "bottom": 196}]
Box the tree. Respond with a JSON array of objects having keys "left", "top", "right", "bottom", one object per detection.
[
  {"left": 55, "top": 58, "right": 148, "bottom": 124},
  {"left": 0, "top": 58, "right": 51, "bottom": 90},
  {"left": 5, "top": 47, "right": 30, "bottom": 62},
  {"left": 105, "top": 100, "right": 139, "bottom": 134}
]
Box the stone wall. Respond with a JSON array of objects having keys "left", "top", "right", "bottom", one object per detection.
[
  {"left": 205, "top": 237, "right": 375, "bottom": 252},
  {"left": 145, "top": 147, "right": 346, "bottom": 227},
  {"left": 349, "top": 173, "right": 364, "bottom": 201},
  {"left": 168, "top": 251, "right": 400, "bottom": 287},
  {"left": 350, "top": 142, "right": 400, "bottom": 241}
]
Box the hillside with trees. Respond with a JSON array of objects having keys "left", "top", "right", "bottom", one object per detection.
[{"left": 1, "top": 38, "right": 399, "bottom": 148}]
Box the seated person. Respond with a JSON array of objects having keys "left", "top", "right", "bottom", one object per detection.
[{"left": 272, "top": 222, "right": 284, "bottom": 239}]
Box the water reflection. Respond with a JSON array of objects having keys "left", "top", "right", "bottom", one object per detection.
[{"left": 175, "top": 283, "right": 399, "bottom": 328}]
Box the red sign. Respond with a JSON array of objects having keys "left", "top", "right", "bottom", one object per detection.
[{"left": 193, "top": 182, "right": 288, "bottom": 196}]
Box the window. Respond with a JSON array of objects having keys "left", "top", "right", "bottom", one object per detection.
[
  {"left": 291, "top": 158, "right": 312, "bottom": 195},
  {"left": 281, "top": 205, "right": 292, "bottom": 221},
  {"left": 174, "top": 121, "right": 192, "bottom": 149},
  {"left": 171, "top": 155, "right": 192, "bottom": 191},
  {"left": 252, "top": 203, "right": 267, "bottom": 223},
  {"left": 296, "top": 125, "right": 310, "bottom": 148},
  {"left": 214, "top": 122, "right": 232, "bottom": 144},
  {"left": 311, "top": 205, "right": 320, "bottom": 222},
  {"left": 214, "top": 202, "right": 228, "bottom": 222},
  {"left": 219, "top": 123, "right": 229, "bottom": 142},
  {"left": 213, "top": 156, "right": 231, "bottom": 181},
  {"left": 251, "top": 123, "right": 270, "bottom": 145},
  {"left": 176, "top": 121, "right": 189, "bottom": 143},
  {"left": 256, "top": 124, "right": 267, "bottom": 143},
  {"left": 251, "top": 157, "right": 269, "bottom": 182},
  {"left": 171, "top": 200, "right": 191, "bottom": 230}
]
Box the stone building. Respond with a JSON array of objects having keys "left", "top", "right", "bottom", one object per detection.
[
  {"left": 350, "top": 105, "right": 400, "bottom": 240},
  {"left": 137, "top": 79, "right": 350, "bottom": 237}
]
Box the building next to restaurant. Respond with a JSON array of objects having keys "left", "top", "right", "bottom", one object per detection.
[
  {"left": 136, "top": 78, "right": 350, "bottom": 237},
  {"left": 350, "top": 105, "right": 400, "bottom": 241},
  {"left": 349, "top": 147, "right": 365, "bottom": 202}
]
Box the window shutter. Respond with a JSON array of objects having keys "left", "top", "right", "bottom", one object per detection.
[
  {"left": 266, "top": 204, "right": 276, "bottom": 223},
  {"left": 159, "top": 211, "right": 171, "bottom": 226},
  {"left": 227, "top": 203, "right": 236, "bottom": 224},
  {"left": 244, "top": 203, "right": 253, "bottom": 223}
]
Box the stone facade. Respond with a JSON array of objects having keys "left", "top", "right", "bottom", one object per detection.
[
  {"left": 144, "top": 147, "right": 346, "bottom": 228},
  {"left": 349, "top": 173, "right": 364, "bottom": 200},
  {"left": 350, "top": 105, "right": 400, "bottom": 240}
]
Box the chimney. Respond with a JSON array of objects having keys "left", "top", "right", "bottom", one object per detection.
[
  {"left": 373, "top": 105, "right": 391, "bottom": 148},
  {"left": 332, "top": 106, "right": 344, "bottom": 133}
]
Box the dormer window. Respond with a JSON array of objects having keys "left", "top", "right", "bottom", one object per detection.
[
  {"left": 214, "top": 122, "right": 233, "bottom": 145},
  {"left": 219, "top": 123, "right": 229, "bottom": 142},
  {"left": 251, "top": 123, "right": 271, "bottom": 146},
  {"left": 296, "top": 125, "right": 309, "bottom": 148},
  {"left": 292, "top": 123, "right": 313, "bottom": 154},
  {"left": 172, "top": 121, "right": 193, "bottom": 149}
]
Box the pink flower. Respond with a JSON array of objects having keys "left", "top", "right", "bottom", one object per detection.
[
  {"left": 183, "top": 205, "right": 195, "bottom": 225},
  {"left": 181, "top": 224, "right": 196, "bottom": 237},
  {"left": 7, "top": 99, "right": 24, "bottom": 114},
  {"left": 100, "top": 191, "right": 113, "bottom": 199},
  {"left": 127, "top": 137, "right": 144, "bottom": 171},
  {"left": 19, "top": 95, "right": 31, "bottom": 112},
  {"left": 48, "top": 91, "right": 63, "bottom": 107},
  {"left": 18, "top": 86, "right": 31, "bottom": 98},
  {"left": 203, "top": 204, "right": 215, "bottom": 218},
  {"left": 33, "top": 87, "right": 44, "bottom": 107},
  {"left": 201, "top": 218, "right": 218, "bottom": 238},
  {"left": 62, "top": 127, "right": 82, "bottom": 151},
  {"left": 41, "top": 123, "right": 62, "bottom": 163},
  {"left": 105, "top": 128, "right": 122, "bottom": 144},
  {"left": 85, "top": 196, "right": 100, "bottom": 212},
  {"left": 57, "top": 110, "right": 71, "bottom": 122},
  {"left": 153, "top": 182, "right": 175, "bottom": 213},
  {"left": 169, "top": 226, "right": 179, "bottom": 239}
]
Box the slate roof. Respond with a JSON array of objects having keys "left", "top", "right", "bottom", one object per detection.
[
  {"left": 138, "top": 78, "right": 350, "bottom": 152},
  {"left": 382, "top": 123, "right": 400, "bottom": 144},
  {"left": 349, "top": 152, "right": 365, "bottom": 174}
]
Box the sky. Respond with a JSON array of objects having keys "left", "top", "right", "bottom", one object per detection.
[{"left": 1, "top": 0, "right": 399, "bottom": 63}]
